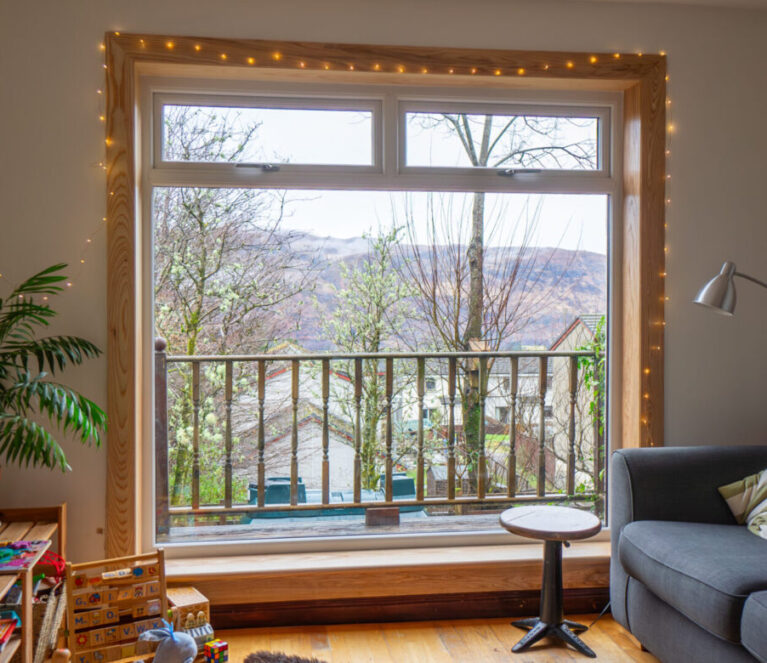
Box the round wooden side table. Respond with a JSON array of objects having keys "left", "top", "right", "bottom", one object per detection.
[{"left": 499, "top": 505, "right": 602, "bottom": 658}]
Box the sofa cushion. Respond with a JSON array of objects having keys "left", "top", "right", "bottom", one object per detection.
[
  {"left": 719, "top": 468, "right": 767, "bottom": 539},
  {"left": 742, "top": 592, "right": 767, "bottom": 662},
  {"left": 620, "top": 521, "right": 767, "bottom": 643}
]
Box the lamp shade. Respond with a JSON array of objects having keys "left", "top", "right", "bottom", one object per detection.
[{"left": 694, "top": 261, "right": 737, "bottom": 316}]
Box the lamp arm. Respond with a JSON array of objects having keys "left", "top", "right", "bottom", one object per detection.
[{"left": 735, "top": 271, "right": 767, "bottom": 291}]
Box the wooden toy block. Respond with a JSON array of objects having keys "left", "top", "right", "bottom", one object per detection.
[
  {"left": 103, "top": 608, "right": 119, "bottom": 624},
  {"left": 101, "top": 568, "right": 132, "bottom": 583},
  {"left": 167, "top": 586, "right": 210, "bottom": 629},
  {"left": 119, "top": 623, "right": 136, "bottom": 640},
  {"left": 73, "top": 612, "right": 91, "bottom": 630}
]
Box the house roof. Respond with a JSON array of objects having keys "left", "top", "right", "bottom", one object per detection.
[{"left": 549, "top": 314, "right": 605, "bottom": 350}]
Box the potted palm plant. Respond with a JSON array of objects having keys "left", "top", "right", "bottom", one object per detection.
[{"left": 0, "top": 264, "right": 106, "bottom": 471}]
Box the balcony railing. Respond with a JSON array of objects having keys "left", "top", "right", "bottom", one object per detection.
[{"left": 154, "top": 339, "right": 605, "bottom": 538}]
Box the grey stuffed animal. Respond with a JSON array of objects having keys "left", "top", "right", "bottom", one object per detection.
[{"left": 137, "top": 621, "right": 198, "bottom": 663}]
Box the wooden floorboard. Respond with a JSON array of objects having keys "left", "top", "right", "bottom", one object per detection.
[{"left": 217, "top": 614, "right": 660, "bottom": 662}]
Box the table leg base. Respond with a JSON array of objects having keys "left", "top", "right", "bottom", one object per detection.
[{"left": 511, "top": 618, "right": 596, "bottom": 658}]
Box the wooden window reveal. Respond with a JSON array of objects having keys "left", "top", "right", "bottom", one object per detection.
[{"left": 104, "top": 34, "right": 665, "bottom": 557}]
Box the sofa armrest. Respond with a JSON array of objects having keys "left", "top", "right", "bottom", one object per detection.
[{"left": 609, "top": 444, "right": 767, "bottom": 630}]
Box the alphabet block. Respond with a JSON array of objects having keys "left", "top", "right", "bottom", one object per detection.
[
  {"left": 73, "top": 613, "right": 91, "bottom": 630},
  {"left": 75, "top": 632, "right": 91, "bottom": 649},
  {"left": 119, "top": 624, "right": 136, "bottom": 640},
  {"left": 101, "top": 568, "right": 132, "bottom": 583}
]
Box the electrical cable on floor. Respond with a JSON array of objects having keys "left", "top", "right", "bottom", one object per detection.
[{"left": 584, "top": 601, "right": 611, "bottom": 631}]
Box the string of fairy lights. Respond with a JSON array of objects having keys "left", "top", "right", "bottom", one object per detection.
[{"left": 2, "top": 36, "right": 674, "bottom": 437}]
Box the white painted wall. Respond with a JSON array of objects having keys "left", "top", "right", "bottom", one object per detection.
[{"left": 1, "top": 0, "right": 766, "bottom": 561}]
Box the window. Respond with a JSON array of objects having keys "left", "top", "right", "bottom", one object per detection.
[
  {"left": 141, "top": 70, "right": 618, "bottom": 549},
  {"left": 158, "top": 98, "right": 378, "bottom": 167},
  {"left": 104, "top": 37, "right": 665, "bottom": 560}
]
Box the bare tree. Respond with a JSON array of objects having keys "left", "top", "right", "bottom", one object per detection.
[
  {"left": 396, "top": 112, "right": 595, "bottom": 491},
  {"left": 155, "top": 106, "right": 318, "bottom": 504}
]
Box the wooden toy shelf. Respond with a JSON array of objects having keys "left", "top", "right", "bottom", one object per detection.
[{"left": 0, "top": 506, "right": 66, "bottom": 663}]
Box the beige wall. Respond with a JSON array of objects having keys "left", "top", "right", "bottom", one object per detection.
[{"left": 1, "top": 0, "right": 766, "bottom": 561}]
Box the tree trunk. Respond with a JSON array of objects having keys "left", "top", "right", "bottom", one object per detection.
[{"left": 462, "top": 191, "right": 485, "bottom": 493}]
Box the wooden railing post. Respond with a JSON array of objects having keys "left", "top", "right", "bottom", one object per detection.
[
  {"left": 384, "top": 357, "right": 394, "bottom": 502},
  {"left": 291, "top": 359, "right": 300, "bottom": 506},
  {"left": 257, "top": 359, "right": 266, "bottom": 508},
  {"left": 416, "top": 357, "right": 425, "bottom": 501},
  {"left": 191, "top": 361, "right": 201, "bottom": 510},
  {"left": 154, "top": 338, "right": 170, "bottom": 536},
  {"left": 354, "top": 358, "right": 362, "bottom": 503},
  {"left": 224, "top": 360, "right": 233, "bottom": 510},
  {"left": 321, "top": 358, "right": 330, "bottom": 505},
  {"left": 537, "top": 356, "right": 548, "bottom": 497},
  {"left": 507, "top": 356, "right": 518, "bottom": 498},
  {"left": 447, "top": 357, "right": 456, "bottom": 500},
  {"left": 567, "top": 356, "right": 577, "bottom": 497},
  {"left": 593, "top": 352, "right": 605, "bottom": 517},
  {"left": 478, "top": 356, "right": 487, "bottom": 500}
]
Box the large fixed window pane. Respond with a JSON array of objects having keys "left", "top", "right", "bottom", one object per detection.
[
  {"left": 153, "top": 186, "right": 608, "bottom": 543},
  {"left": 405, "top": 111, "right": 599, "bottom": 170},
  {"left": 161, "top": 104, "right": 374, "bottom": 166}
]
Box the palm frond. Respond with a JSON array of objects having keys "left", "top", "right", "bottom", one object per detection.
[
  {"left": 0, "top": 372, "right": 105, "bottom": 446},
  {"left": 9, "top": 263, "right": 67, "bottom": 297},
  {"left": 1, "top": 335, "right": 102, "bottom": 375},
  {"left": 0, "top": 415, "right": 69, "bottom": 471},
  {"left": 0, "top": 300, "right": 56, "bottom": 344},
  {"left": 0, "top": 263, "right": 105, "bottom": 471}
]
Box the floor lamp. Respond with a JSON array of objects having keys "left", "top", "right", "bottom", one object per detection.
[{"left": 694, "top": 261, "right": 767, "bottom": 314}]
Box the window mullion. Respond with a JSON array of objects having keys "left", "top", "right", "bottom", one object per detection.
[{"left": 383, "top": 91, "right": 398, "bottom": 177}]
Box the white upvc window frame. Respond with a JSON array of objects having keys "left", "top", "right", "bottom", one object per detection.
[{"left": 138, "top": 72, "right": 622, "bottom": 557}]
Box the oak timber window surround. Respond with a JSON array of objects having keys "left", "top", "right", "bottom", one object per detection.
[{"left": 104, "top": 35, "right": 666, "bottom": 558}]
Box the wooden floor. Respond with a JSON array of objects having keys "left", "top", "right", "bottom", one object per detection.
[{"left": 218, "top": 614, "right": 660, "bottom": 662}]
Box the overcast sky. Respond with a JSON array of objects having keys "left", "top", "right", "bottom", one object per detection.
[{"left": 165, "top": 105, "right": 608, "bottom": 254}]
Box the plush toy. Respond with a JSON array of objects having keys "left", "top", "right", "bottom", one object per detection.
[{"left": 138, "top": 620, "right": 197, "bottom": 663}]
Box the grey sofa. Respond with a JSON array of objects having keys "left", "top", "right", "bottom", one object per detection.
[{"left": 611, "top": 445, "right": 767, "bottom": 663}]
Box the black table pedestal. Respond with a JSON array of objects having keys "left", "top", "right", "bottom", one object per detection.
[{"left": 511, "top": 540, "right": 596, "bottom": 658}]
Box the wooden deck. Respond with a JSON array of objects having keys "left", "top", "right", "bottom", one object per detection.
[{"left": 164, "top": 512, "right": 523, "bottom": 543}]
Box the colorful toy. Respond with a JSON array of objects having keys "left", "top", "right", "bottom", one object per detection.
[
  {"left": 138, "top": 621, "right": 197, "bottom": 663},
  {"left": 204, "top": 639, "right": 228, "bottom": 663}
]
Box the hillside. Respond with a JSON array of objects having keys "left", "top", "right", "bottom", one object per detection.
[{"left": 284, "top": 233, "right": 606, "bottom": 351}]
